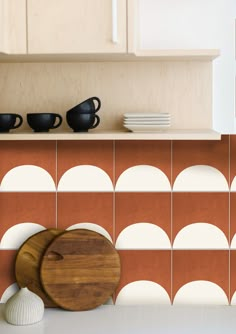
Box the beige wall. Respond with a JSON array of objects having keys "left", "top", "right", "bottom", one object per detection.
[{"left": 0, "top": 61, "right": 212, "bottom": 132}]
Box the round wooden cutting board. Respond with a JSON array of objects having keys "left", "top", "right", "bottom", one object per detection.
[
  {"left": 15, "top": 228, "right": 63, "bottom": 307},
  {"left": 40, "top": 229, "right": 121, "bottom": 311}
]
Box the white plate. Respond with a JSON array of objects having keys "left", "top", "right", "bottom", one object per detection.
[
  {"left": 124, "top": 112, "right": 170, "bottom": 118},
  {"left": 124, "top": 121, "right": 171, "bottom": 125},
  {"left": 124, "top": 124, "right": 171, "bottom": 132},
  {"left": 124, "top": 117, "right": 171, "bottom": 122}
]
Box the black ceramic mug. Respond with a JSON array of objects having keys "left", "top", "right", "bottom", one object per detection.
[
  {"left": 27, "top": 113, "right": 63, "bottom": 132},
  {"left": 0, "top": 113, "right": 23, "bottom": 133},
  {"left": 67, "top": 97, "right": 101, "bottom": 115},
  {"left": 66, "top": 112, "right": 100, "bottom": 132}
]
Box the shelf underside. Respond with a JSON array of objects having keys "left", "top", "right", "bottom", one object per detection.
[
  {"left": 0, "top": 49, "right": 220, "bottom": 62},
  {"left": 0, "top": 129, "right": 221, "bottom": 140}
]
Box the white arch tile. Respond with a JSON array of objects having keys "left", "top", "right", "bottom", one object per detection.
[
  {"left": 67, "top": 223, "right": 112, "bottom": 243},
  {"left": 115, "top": 223, "right": 171, "bottom": 250},
  {"left": 104, "top": 297, "right": 114, "bottom": 305},
  {"left": 173, "top": 280, "right": 229, "bottom": 305},
  {"left": 0, "top": 165, "right": 56, "bottom": 191},
  {"left": 173, "top": 223, "right": 229, "bottom": 249},
  {"left": 115, "top": 165, "right": 171, "bottom": 192},
  {"left": 0, "top": 223, "right": 45, "bottom": 249},
  {"left": 116, "top": 281, "right": 171, "bottom": 305},
  {"left": 230, "top": 234, "right": 236, "bottom": 249},
  {"left": 230, "top": 291, "right": 236, "bottom": 305},
  {"left": 230, "top": 176, "right": 236, "bottom": 191},
  {"left": 57, "top": 165, "right": 113, "bottom": 192},
  {"left": 173, "top": 165, "right": 229, "bottom": 192},
  {"left": 1, "top": 283, "right": 19, "bottom": 303}
]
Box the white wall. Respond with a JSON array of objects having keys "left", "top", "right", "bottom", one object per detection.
[{"left": 138, "top": 0, "right": 236, "bottom": 133}]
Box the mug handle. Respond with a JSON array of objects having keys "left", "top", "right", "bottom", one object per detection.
[
  {"left": 92, "top": 97, "right": 101, "bottom": 112},
  {"left": 12, "top": 114, "right": 23, "bottom": 129},
  {"left": 51, "top": 114, "right": 63, "bottom": 129},
  {"left": 90, "top": 115, "right": 100, "bottom": 129}
]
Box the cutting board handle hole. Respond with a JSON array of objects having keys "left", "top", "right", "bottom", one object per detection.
[
  {"left": 22, "top": 252, "right": 37, "bottom": 262},
  {"left": 47, "top": 251, "right": 64, "bottom": 261}
]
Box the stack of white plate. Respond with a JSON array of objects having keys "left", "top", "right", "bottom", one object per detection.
[{"left": 123, "top": 112, "right": 171, "bottom": 132}]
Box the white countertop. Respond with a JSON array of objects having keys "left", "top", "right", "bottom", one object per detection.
[{"left": 1, "top": 304, "right": 236, "bottom": 334}]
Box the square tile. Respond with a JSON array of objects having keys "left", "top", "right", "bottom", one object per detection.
[
  {"left": 57, "top": 192, "right": 114, "bottom": 241},
  {"left": 173, "top": 192, "right": 229, "bottom": 243},
  {"left": 0, "top": 250, "right": 17, "bottom": 299},
  {"left": 0, "top": 192, "right": 56, "bottom": 242},
  {"left": 57, "top": 141, "right": 114, "bottom": 186},
  {"left": 0, "top": 140, "right": 56, "bottom": 184},
  {"left": 115, "top": 140, "right": 171, "bottom": 185},
  {"left": 173, "top": 250, "right": 229, "bottom": 303},
  {"left": 172, "top": 136, "right": 230, "bottom": 186},
  {"left": 115, "top": 192, "right": 171, "bottom": 243},
  {"left": 116, "top": 250, "right": 171, "bottom": 301}
]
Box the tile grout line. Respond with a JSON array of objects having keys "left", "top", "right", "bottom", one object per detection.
[
  {"left": 229, "top": 135, "right": 231, "bottom": 304},
  {"left": 113, "top": 140, "right": 116, "bottom": 243},
  {"left": 112, "top": 140, "right": 116, "bottom": 304},
  {"left": 55, "top": 140, "right": 58, "bottom": 229},
  {"left": 170, "top": 140, "right": 173, "bottom": 304}
]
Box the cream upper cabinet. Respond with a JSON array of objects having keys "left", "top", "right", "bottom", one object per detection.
[
  {"left": 27, "top": 0, "right": 127, "bottom": 54},
  {"left": 0, "top": 0, "right": 26, "bottom": 54},
  {"left": 137, "top": 0, "right": 236, "bottom": 134}
]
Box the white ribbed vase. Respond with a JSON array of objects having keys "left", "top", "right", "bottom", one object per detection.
[{"left": 4, "top": 287, "right": 44, "bottom": 325}]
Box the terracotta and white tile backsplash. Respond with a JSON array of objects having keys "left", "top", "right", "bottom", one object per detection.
[{"left": 0, "top": 136, "right": 235, "bottom": 305}]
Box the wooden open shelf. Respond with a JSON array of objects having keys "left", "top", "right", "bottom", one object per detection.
[
  {"left": 0, "top": 49, "right": 220, "bottom": 63},
  {"left": 0, "top": 51, "right": 220, "bottom": 141},
  {"left": 0, "top": 129, "right": 221, "bottom": 141}
]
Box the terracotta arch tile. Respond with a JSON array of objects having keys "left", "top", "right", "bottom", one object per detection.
[
  {"left": 0, "top": 193, "right": 56, "bottom": 241},
  {"left": 115, "top": 192, "right": 171, "bottom": 241},
  {"left": 172, "top": 135, "right": 229, "bottom": 184},
  {"left": 230, "top": 193, "right": 236, "bottom": 243},
  {"left": 173, "top": 250, "right": 229, "bottom": 301},
  {"left": 230, "top": 250, "right": 236, "bottom": 302},
  {"left": 57, "top": 192, "right": 113, "bottom": 241},
  {"left": 115, "top": 140, "right": 171, "bottom": 184},
  {"left": 0, "top": 250, "right": 17, "bottom": 298},
  {"left": 115, "top": 250, "right": 171, "bottom": 299},
  {"left": 230, "top": 135, "right": 236, "bottom": 184},
  {"left": 57, "top": 141, "right": 114, "bottom": 186},
  {"left": 0, "top": 141, "right": 56, "bottom": 184},
  {"left": 173, "top": 192, "right": 229, "bottom": 241}
]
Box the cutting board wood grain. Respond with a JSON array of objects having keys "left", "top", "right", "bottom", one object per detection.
[
  {"left": 15, "top": 228, "right": 63, "bottom": 307},
  {"left": 40, "top": 229, "right": 121, "bottom": 311}
]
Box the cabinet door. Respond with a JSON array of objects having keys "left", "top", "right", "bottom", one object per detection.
[
  {"left": 138, "top": 0, "right": 226, "bottom": 49},
  {"left": 0, "top": 0, "right": 5, "bottom": 52},
  {"left": 138, "top": 0, "right": 236, "bottom": 134},
  {"left": 27, "top": 0, "right": 127, "bottom": 54},
  {"left": 0, "top": 0, "right": 26, "bottom": 54}
]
